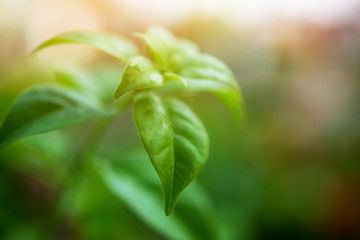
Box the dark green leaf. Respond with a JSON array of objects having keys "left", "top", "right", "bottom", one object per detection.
[
  {"left": 93, "top": 151, "right": 219, "bottom": 240},
  {"left": 113, "top": 56, "right": 164, "bottom": 99},
  {"left": 0, "top": 87, "right": 115, "bottom": 149},
  {"left": 55, "top": 68, "right": 100, "bottom": 102},
  {"left": 30, "top": 31, "right": 138, "bottom": 61},
  {"left": 56, "top": 65, "right": 125, "bottom": 103},
  {"left": 133, "top": 92, "right": 209, "bottom": 215}
]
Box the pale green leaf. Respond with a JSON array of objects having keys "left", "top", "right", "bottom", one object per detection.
[
  {"left": 163, "top": 72, "right": 188, "bottom": 87},
  {"left": 162, "top": 73, "right": 243, "bottom": 120},
  {"left": 184, "top": 77, "right": 243, "bottom": 120},
  {"left": 178, "top": 53, "right": 238, "bottom": 87},
  {"left": 175, "top": 54, "right": 243, "bottom": 119},
  {"left": 29, "top": 31, "right": 138, "bottom": 61},
  {"left": 133, "top": 92, "right": 209, "bottom": 215},
  {"left": 113, "top": 56, "right": 164, "bottom": 99},
  {"left": 135, "top": 27, "right": 174, "bottom": 68},
  {"left": 0, "top": 87, "right": 115, "bottom": 149},
  {"left": 136, "top": 26, "right": 199, "bottom": 71},
  {"left": 166, "top": 38, "right": 199, "bottom": 72}
]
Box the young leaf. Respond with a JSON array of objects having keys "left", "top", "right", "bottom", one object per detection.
[
  {"left": 166, "top": 38, "right": 199, "bottom": 72},
  {"left": 178, "top": 53, "right": 238, "bottom": 88},
  {"left": 161, "top": 74, "right": 243, "bottom": 120},
  {"left": 29, "top": 31, "right": 138, "bottom": 61},
  {"left": 163, "top": 72, "right": 188, "bottom": 87},
  {"left": 176, "top": 54, "right": 243, "bottom": 119},
  {"left": 185, "top": 76, "right": 243, "bottom": 120},
  {"left": 133, "top": 92, "right": 209, "bottom": 215},
  {"left": 0, "top": 87, "right": 115, "bottom": 149},
  {"left": 135, "top": 26, "right": 198, "bottom": 72},
  {"left": 135, "top": 27, "right": 174, "bottom": 68},
  {"left": 113, "top": 56, "right": 164, "bottom": 99}
]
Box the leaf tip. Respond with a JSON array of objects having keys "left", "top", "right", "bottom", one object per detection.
[
  {"left": 113, "top": 88, "right": 122, "bottom": 100},
  {"left": 164, "top": 72, "right": 188, "bottom": 87},
  {"left": 27, "top": 49, "right": 39, "bottom": 59},
  {"left": 164, "top": 203, "right": 175, "bottom": 216}
]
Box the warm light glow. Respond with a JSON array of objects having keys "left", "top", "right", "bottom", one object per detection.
[
  {"left": 2, "top": 0, "right": 358, "bottom": 30},
  {"left": 119, "top": 0, "right": 359, "bottom": 26}
]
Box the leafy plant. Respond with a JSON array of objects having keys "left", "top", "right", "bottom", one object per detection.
[{"left": 0, "top": 27, "right": 242, "bottom": 216}]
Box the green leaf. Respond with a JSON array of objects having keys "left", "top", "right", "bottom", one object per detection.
[
  {"left": 113, "top": 56, "right": 164, "bottom": 99},
  {"left": 135, "top": 26, "right": 199, "bottom": 71},
  {"left": 176, "top": 54, "right": 243, "bottom": 119},
  {"left": 133, "top": 92, "right": 209, "bottom": 215},
  {"left": 55, "top": 68, "right": 100, "bottom": 101},
  {"left": 161, "top": 73, "right": 243, "bottom": 120},
  {"left": 135, "top": 27, "right": 174, "bottom": 69},
  {"left": 178, "top": 53, "right": 238, "bottom": 88},
  {"left": 163, "top": 72, "right": 188, "bottom": 87},
  {"left": 0, "top": 86, "right": 115, "bottom": 149},
  {"left": 135, "top": 27, "right": 243, "bottom": 119},
  {"left": 93, "top": 151, "right": 219, "bottom": 240},
  {"left": 166, "top": 38, "right": 199, "bottom": 72},
  {"left": 29, "top": 31, "right": 138, "bottom": 61}
]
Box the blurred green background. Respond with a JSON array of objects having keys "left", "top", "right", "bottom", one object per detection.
[{"left": 1, "top": 0, "right": 360, "bottom": 239}]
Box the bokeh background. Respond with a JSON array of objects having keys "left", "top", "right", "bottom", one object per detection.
[{"left": 1, "top": 0, "right": 360, "bottom": 239}]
